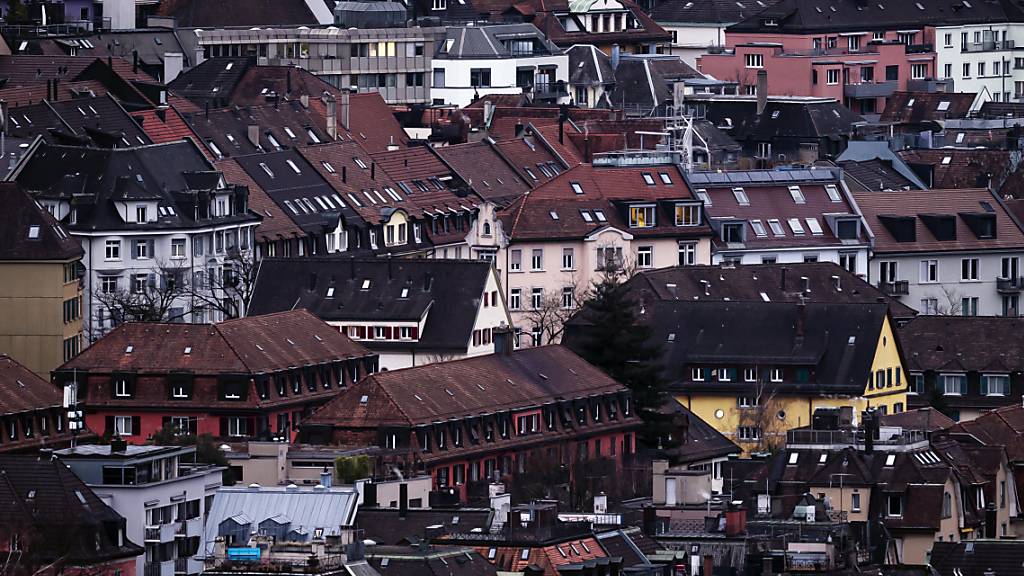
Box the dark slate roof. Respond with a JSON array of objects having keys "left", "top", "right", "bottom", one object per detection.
[
  {"left": 661, "top": 402, "right": 740, "bottom": 464},
  {"left": 694, "top": 95, "right": 864, "bottom": 141},
  {"left": 180, "top": 101, "right": 332, "bottom": 160},
  {"left": 433, "top": 140, "right": 532, "bottom": 205},
  {"left": 838, "top": 159, "right": 920, "bottom": 192},
  {"left": 248, "top": 258, "right": 500, "bottom": 351},
  {"left": 567, "top": 45, "right": 614, "bottom": 88},
  {"left": 881, "top": 407, "right": 956, "bottom": 432},
  {"left": 978, "top": 100, "right": 1024, "bottom": 119},
  {"left": 624, "top": 262, "right": 917, "bottom": 319},
  {"left": 167, "top": 57, "right": 251, "bottom": 107},
  {"left": 0, "top": 354, "right": 63, "bottom": 415},
  {"left": 608, "top": 55, "right": 703, "bottom": 110},
  {"left": 898, "top": 316, "right": 1024, "bottom": 373},
  {"left": 5, "top": 93, "right": 152, "bottom": 147},
  {"left": 529, "top": 0, "right": 673, "bottom": 46},
  {"left": 356, "top": 507, "right": 492, "bottom": 545},
  {"left": 0, "top": 183, "right": 83, "bottom": 261},
  {"left": 0, "top": 455, "right": 143, "bottom": 565},
  {"left": 727, "top": 0, "right": 1023, "bottom": 34},
  {"left": 12, "top": 140, "right": 260, "bottom": 232},
  {"left": 307, "top": 345, "right": 627, "bottom": 426},
  {"left": 879, "top": 92, "right": 977, "bottom": 124},
  {"left": 897, "top": 148, "right": 1018, "bottom": 191},
  {"left": 651, "top": 0, "right": 779, "bottom": 23},
  {"left": 156, "top": 0, "right": 318, "bottom": 27},
  {"left": 436, "top": 24, "right": 561, "bottom": 58},
  {"left": 366, "top": 545, "right": 498, "bottom": 575},
  {"left": 929, "top": 540, "right": 1024, "bottom": 576}
]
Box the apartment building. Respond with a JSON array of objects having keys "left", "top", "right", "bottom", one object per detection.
[
  {"left": 854, "top": 188, "right": 1024, "bottom": 317},
  {"left": 497, "top": 151, "right": 714, "bottom": 346},
  {"left": 935, "top": 15, "right": 1024, "bottom": 103},
  {"left": 431, "top": 24, "right": 569, "bottom": 108},
  {"left": 0, "top": 183, "right": 85, "bottom": 376},
  {"left": 650, "top": 0, "right": 776, "bottom": 65},
  {"left": 302, "top": 337, "right": 641, "bottom": 502},
  {"left": 194, "top": 26, "right": 446, "bottom": 104},
  {"left": 53, "top": 310, "right": 378, "bottom": 442},
  {"left": 54, "top": 443, "right": 222, "bottom": 576},
  {"left": 8, "top": 140, "right": 261, "bottom": 338},
  {"left": 688, "top": 168, "right": 870, "bottom": 275},
  {"left": 247, "top": 258, "right": 512, "bottom": 370}
]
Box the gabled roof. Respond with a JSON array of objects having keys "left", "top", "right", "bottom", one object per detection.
[
  {"left": 356, "top": 507, "right": 493, "bottom": 545},
  {"left": 59, "top": 309, "right": 373, "bottom": 374},
  {"left": 248, "top": 258, "right": 500, "bottom": 351},
  {"left": 853, "top": 188, "right": 1024, "bottom": 253},
  {"left": 881, "top": 407, "right": 956, "bottom": 432},
  {"left": 898, "top": 316, "right": 1024, "bottom": 373},
  {"left": 897, "top": 148, "right": 1018, "bottom": 191},
  {"left": 0, "top": 354, "right": 63, "bottom": 415},
  {"left": 131, "top": 106, "right": 201, "bottom": 149},
  {"left": 494, "top": 134, "right": 569, "bottom": 188},
  {"left": 436, "top": 24, "right": 562, "bottom": 58},
  {"left": 651, "top": 0, "right": 779, "bottom": 24},
  {"left": 880, "top": 91, "right": 978, "bottom": 124},
  {"left": 528, "top": 0, "right": 672, "bottom": 46},
  {"left": 836, "top": 140, "right": 929, "bottom": 190},
  {"left": 838, "top": 159, "right": 921, "bottom": 192},
  {"left": 306, "top": 345, "right": 627, "bottom": 426},
  {"left": 433, "top": 140, "right": 532, "bottom": 205},
  {"left": 661, "top": 402, "right": 740, "bottom": 464},
  {"left": 693, "top": 95, "right": 863, "bottom": 141},
  {"left": 6, "top": 93, "right": 153, "bottom": 147},
  {"left": 608, "top": 54, "right": 703, "bottom": 111},
  {"left": 625, "top": 262, "right": 917, "bottom": 318},
  {"left": 180, "top": 100, "right": 331, "bottom": 159},
  {"left": 566, "top": 45, "right": 615, "bottom": 88},
  {"left": 0, "top": 183, "right": 82, "bottom": 261},
  {"left": 215, "top": 158, "right": 307, "bottom": 244}
]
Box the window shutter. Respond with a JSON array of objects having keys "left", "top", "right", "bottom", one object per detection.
[
  {"left": 148, "top": 239, "right": 155, "bottom": 256},
  {"left": 162, "top": 416, "right": 171, "bottom": 430},
  {"left": 411, "top": 327, "right": 419, "bottom": 339},
  {"left": 247, "top": 417, "right": 256, "bottom": 437},
  {"left": 961, "top": 377, "right": 968, "bottom": 395},
  {"left": 189, "top": 417, "right": 198, "bottom": 435},
  {"left": 980, "top": 377, "right": 988, "bottom": 396},
  {"left": 219, "top": 417, "right": 229, "bottom": 437},
  {"left": 131, "top": 416, "right": 141, "bottom": 436},
  {"left": 105, "top": 415, "right": 115, "bottom": 436},
  {"left": 147, "top": 273, "right": 157, "bottom": 289}
]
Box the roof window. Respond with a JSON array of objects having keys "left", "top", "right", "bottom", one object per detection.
[
  {"left": 788, "top": 218, "right": 805, "bottom": 235},
  {"left": 732, "top": 187, "right": 749, "bottom": 205},
  {"left": 788, "top": 185, "right": 806, "bottom": 204},
  {"left": 354, "top": 157, "right": 368, "bottom": 169},
  {"left": 27, "top": 225, "right": 40, "bottom": 239},
  {"left": 594, "top": 209, "right": 607, "bottom": 222},
  {"left": 286, "top": 160, "right": 301, "bottom": 174},
  {"left": 825, "top": 184, "right": 841, "bottom": 202},
  {"left": 580, "top": 210, "right": 594, "bottom": 222},
  {"left": 937, "top": 101, "right": 951, "bottom": 111},
  {"left": 259, "top": 163, "right": 274, "bottom": 178},
  {"left": 642, "top": 172, "right": 655, "bottom": 185},
  {"left": 767, "top": 219, "right": 785, "bottom": 236},
  {"left": 942, "top": 156, "right": 952, "bottom": 165},
  {"left": 307, "top": 129, "right": 321, "bottom": 144},
  {"left": 570, "top": 181, "right": 584, "bottom": 194},
  {"left": 361, "top": 279, "right": 371, "bottom": 290},
  {"left": 284, "top": 127, "right": 297, "bottom": 139},
  {"left": 550, "top": 210, "right": 560, "bottom": 220},
  {"left": 322, "top": 161, "right": 336, "bottom": 174},
  {"left": 659, "top": 172, "right": 673, "bottom": 184}
]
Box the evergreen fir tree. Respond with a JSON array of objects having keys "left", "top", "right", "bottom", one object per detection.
[{"left": 575, "top": 273, "right": 673, "bottom": 447}]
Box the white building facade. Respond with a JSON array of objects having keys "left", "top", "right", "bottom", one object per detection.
[{"left": 936, "top": 22, "right": 1022, "bottom": 102}]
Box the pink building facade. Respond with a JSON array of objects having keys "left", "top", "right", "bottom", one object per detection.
[{"left": 699, "top": 29, "right": 938, "bottom": 115}]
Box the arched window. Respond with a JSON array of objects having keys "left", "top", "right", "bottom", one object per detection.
[{"left": 483, "top": 221, "right": 492, "bottom": 236}]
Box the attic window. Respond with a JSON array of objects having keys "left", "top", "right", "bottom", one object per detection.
[
  {"left": 942, "top": 156, "right": 952, "bottom": 165},
  {"left": 788, "top": 185, "right": 806, "bottom": 204},
  {"left": 384, "top": 188, "right": 402, "bottom": 201},
  {"left": 550, "top": 210, "right": 560, "bottom": 220},
  {"left": 594, "top": 209, "right": 607, "bottom": 222},
  {"left": 750, "top": 220, "right": 767, "bottom": 237},
  {"left": 225, "top": 62, "right": 234, "bottom": 70},
  {"left": 695, "top": 188, "right": 711, "bottom": 205},
  {"left": 659, "top": 172, "right": 673, "bottom": 184},
  {"left": 286, "top": 160, "right": 302, "bottom": 174},
  {"left": 524, "top": 167, "right": 537, "bottom": 180},
  {"left": 307, "top": 129, "right": 321, "bottom": 144},
  {"left": 771, "top": 110, "right": 780, "bottom": 119},
  {"left": 570, "top": 182, "right": 584, "bottom": 194},
  {"left": 284, "top": 200, "right": 299, "bottom": 215},
  {"left": 825, "top": 184, "right": 841, "bottom": 202},
  {"left": 266, "top": 134, "right": 282, "bottom": 150},
  {"left": 956, "top": 132, "right": 965, "bottom": 143},
  {"left": 125, "top": 345, "right": 134, "bottom": 354},
  {"left": 805, "top": 218, "right": 824, "bottom": 235},
  {"left": 642, "top": 173, "right": 656, "bottom": 185},
  {"left": 788, "top": 452, "right": 799, "bottom": 464},
  {"left": 359, "top": 395, "right": 369, "bottom": 404},
  {"left": 361, "top": 279, "right": 371, "bottom": 290},
  {"left": 937, "top": 101, "right": 951, "bottom": 111},
  {"left": 885, "top": 454, "right": 896, "bottom": 466},
  {"left": 284, "top": 127, "right": 297, "bottom": 139},
  {"left": 819, "top": 454, "right": 827, "bottom": 463},
  {"left": 915, "top": 1, "right": 924, "bottom": 8},
  {"left": 326, "top": 287, "right": 335, "bottom": 298},
  {"left": 347, "top": 193, "right": 364, "bottom": 208},
  {"left": 401, "top": 288, "right": 409, "bottom": 298},
  {"left": 208, "top": 141, "right": 223, "bottom": 158},
  {"left": 788, "top": 218, "right": 805, "bottom": 235},
  {"left": 183, "top": 347, "right": 192, "bottom": 354},
  {"left": 27, "top": 225, "right": 40, "bottom": 239},
  {"left": 259, "top": 163, "right": 274, "bottom": 178},
  {"left": 354, "top": 157, "right": 368, "bottom": 169},
  {"left": 580, "top": 210, "right": 594, "bottom": 223},
  {"left": 732, "top": 187, "right": 749, "bottom": 205},
  {"left": 768, "top": 219, "right": 785, "bottom": 236},
  {"left": 322, "top": 161, "right": 336, "bottom": 174},
  {"left": 226, "top": 133, "right": 237, "bottom": 146},
  {"left": 906, "top": 98, "right": 916, "bottom": 107}
]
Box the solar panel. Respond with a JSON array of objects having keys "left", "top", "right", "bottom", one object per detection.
[
  {"left": 708, "top": 172, "right": 730, "bottom": 183},
  {"left": 789, "top": 170, "right": 814, "bottom": 180},
  {"left": 768, "top": 171, "right": 794, "bottom": 182},
  {"left": 811, "top": 171, "right": 834, "bottom": 181},
  {"left": 747, "top": 171, "right": 771, "bottom": 182},
  {"left": 728, "top": 172, "right": 752, "bottom": 183},
  {"left": 689, "top": 173, "right": 710, "bottom": 184}
]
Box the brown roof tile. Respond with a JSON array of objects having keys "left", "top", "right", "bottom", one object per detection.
[
  {"left": 216, "top": 158, "right": 307, "bottom": 243},
  {"left": 880, "top": 92, "right": 977, "bottom": 123}
]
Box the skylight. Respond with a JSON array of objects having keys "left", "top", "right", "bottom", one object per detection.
[
  {"left": 27, "top": 225, "right": 40, "bottom": 239},
  {"left": 805, "top": 218, "right": 824, "bottom": 235},
  {"left": 362, "top": 279, "right": 371, "bottom": 289},
  {"left": 659, "top": 172, "right": 673, "bottom": 184},
  {"left": 225, "top": 62, "right": 234, "bottom": 70},
  {"left": 885, "top": 454, "right": 896, "bottom": 466},
  {"left": 695, "top": 188, "right": 711, "bottom": 205},
  {"left": 642, "top": 172, "right": 655, "bottom": 185},
  {"left": 401, "top": 288, "right": 409, "bottom": 298},
  {"left": 788, "top": 185, "right": 806, "bottom": 204},
  {"left": 942, "top": 156, "right": 952, "bottom": 165},
  {"left": 125, "top": 345, "right": 134, "bottom": 354},
  {"left": 267, "top": 134, "right": 282, "bottom": 150},
  {"left": 550, "top": 210, "right": 560, "bottom": 220},
  {"left": 937, "top": 100, "right": 951, "bottom": 111},
  {"left": 906, "top": 98, "right": 916, "bottom": 107},
  {"left": 580, "top": 210, "right": 594, "bottom": 222},
  {"left": 322, "top": 161, "right": 336, "bottom": 173},
  {"left": 594, "top": 209, "right": 607, "bottom": 222},
  {"left": 750, "top": 219, "right": 767, "bottom": 237},
  {"left": 788, "top": 218, "right": 805, "bottom": 235},
  {"left": 347, "top": 193, "right": 363, "bottom": 208},
  {"left": 284, "top": 127, "right": 297, "bottom": 139},
  {"left": 326, "top": 287, "right": 335, "bottom": 297},
  {"left": 788, "top": 452, "right": 799, "bottom": 464},
  {"left": 768, "top": 219, "right": 785, "bottom": 236},
  {"left": 307, "top": 129, "right": 321, "bottom": 144},
  {"left": 354, "top": 157, "right": 368, "bottom": 169},
  {"left": 286, "top": 159, "right": 301, "bottom": 174},
  {"left": 259, "top": 163, "right": 274, "bottom": 178},
  {"left": 825, "top": 183, "right": 841, "bottom": 202},
  {"left": 570, "top": 181, "right": 584, "bottom": 194},
  {"left": 732, "top": 187, "right": 749, "bottom": 205}
]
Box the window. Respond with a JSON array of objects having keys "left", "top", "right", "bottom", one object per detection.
[
  {"left": 531, "top": 249, "right": 543, "bottom": 270},
  {"left": 851, "top": 492, "right": 861, "bottom": 512},
  {"left": 470, "top": 68, "right": 492, "bottom": 87},
  {"left": 961, "top": 258, "right": 979, "bottom": 281},
  {"left": 887, "top": 494, "right": 902, "bottom": 517},
  {"left": 510, "top": 288, "right": 521, "bottom": 310},
  {"left": 105, "top": 240, "right": 121, "bottom": 260},
  {"left": 911, "top": 63, "right": 927, "bottom": 79},
  {"left": 840, "top": 252, "right": 857, "bottom": 273},
  {"left": 101, "top": 276, "right": 118, "bottom": 294},
  {"left": 982, "top": 374, "right": 1010, "bottom": 396},
  {"left": 826, "top": 69, "right": 840, "bottom": 84},
  {"left": 848, "top": 35, "right": 861, "bottom": 51},
  {"left": 171, "top": 238, "right": 185, "bottom": 258},
  {"left": 561, "top": 287, "right": 575, "bottom": 309},
  {"left": 788, "top": 218, "right": 806, "bottom": 235},
  {"left": 678, "top": 242, "right": 697, "bottom": 266},
  {"left": 597, "top": 246, "right": 623, "bottom": 270},
  {"left": 732, "top": 187, "right": 749, "bottom": 205},
  {"left": 788, "top": 185, "right": 806, "bottom": 204},
  {"left": 921, "top": 298, "right": 938, "bottom": 315},
  {"left": 676, "top": 203, "right": 700, "bottom": 226},
  {"left": 562, "top": 247, "right": 575, "bottom": 270},
  {"left": 737, "top": 426, "right": 761, "bottom": 441},
  {"left": 920, "top": 260, "right": 938, "bottom": 283},
  {"left": 114, "top": 378, "right": 131, "bottom": 398},
  {"left": 944, "top": 33, "right": 953, "bottom": 47},
  {"left": 979, "top": 62, "right": 987, "bottom": 76},
  {"left": 629, "top": 205, "right": 656, "bottom": 228},
  {"left": 743, "top": 368, "right": 757, "bottom": 382},
  {"left": 510, "top": 249, "right": 522, "bottom": 272},
  {"left": 637, "top": 246, "right": 653, "bottom": 268},
  {"left": 227, "top": 417, "right": 248, "bottom": 437},
  {"left": 114, "top": 416, "right": 133, "bottom": 436},
  {"left": 136, "top": 205, "right": 148, "bottom": 223},
  {"left": 770, "top": 368, "right": 783, "bottom": 382},
  {"left": 531, "top": 288, "right": 543, "bottom": 309},
  {"left": 944, "top": 63, "right": 953, "bottom": 78},
  {"left": 963, "top": 62, "right": 972, "bottom": 78},
  {"left": 962, "top": 297, "right": 979, "bottom": 316},
  {"left": 691, "top": 368, "right": 705, "bottom": 381},
  {"left": 723, "top": 222, "right": 744, "bottom": 244},
  {"left": 745, "top": 53, "right": 764, "bottom": 68},
  {"left": 134, "top": 239, "right": 149, "bottom": 260},
  {"left": 766, "top": 219, "right": 785, "bottom": 236},
  {"left": 943, "top": 374, "right": 967, "bottom": 396}
]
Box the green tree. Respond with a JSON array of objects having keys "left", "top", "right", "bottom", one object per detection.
[
  {"left": 574, "top": 273, "right": 673, "bottom": 448},
  {"left": 7, "top": 0, "right": 30, "bottom": 23},
  {"left": 334, "top": 455, "right": 373, "bottom": 484}
]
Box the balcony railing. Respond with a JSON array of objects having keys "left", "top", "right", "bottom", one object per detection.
[
  {"left": 876, "top": 280, "right": 909, "bottom": 296},
  {"left": 998, "top": 276, "right": 1023, "bottom": 293},
  {"left": 145, "top": 527, "right": 161, "bottom": 542},
  {"left": 905, "top": 43, "right": 934, "bottom": 54},
  {"left": 787, "top": 427, "right": 929, "bottom": 447},
  {"left": 843, "top": 80, "right": 897, "bottom": 99},
  {"left": 962, "top": 40, "right": 1015, "bottom": 52}
]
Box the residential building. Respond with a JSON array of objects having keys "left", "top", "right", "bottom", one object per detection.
[
  {"left": 0, "top": 354, "right": 84, "bottom": 452},
  {"left": 854, "top": 188, "right": 1024, "bottom": 317},
  {"left": 930, "top": 540, "right": 1024, "bottom": 576},
  {"left": 622, "top": 261, "right": 918, "bottom": 321},
  {"left": 0, "top": 183, "right": 84, "bottom": 376},
  {"left": 899, "top": 316, "right": 1024, "bottom": 421},
  {"left": 223, "top": 441, "right": 382, "bottom": 487},
  {"left": 5, "top": 93, "right": 154, "bottom": 147},
  {"left": 650, "top": 0, "right": 778, "bottom": 65},
  {"left": 687, "top": 167, "right": 870, "bottom": 274},
  {"left": 878, "top": 90, "right": 984, "bottom": 128},
  {"left": 896, "top": 148, "right": 1023, "bottom": 194},
  {"left": 0, "top": 454, "right": 143, "bottom": 576},
  {"left": 497, "top": 151, "right": 714, "bottom": 346},
  {"left": 935, "top": 15, "right": 1024, "bottom": 103},
  {"left": 835, "top": 140, "right": 929, "bottom": 192},
  {"left": 654, "top": 403, "right": 740, "bottom": 495},
  {"left": 430, "top": 24, "right": 569, "bottom": 108},
  {"left": 247, "top": 258, "right": 512, "bottom": 370},
  {"left": 200, "top": 483, "right": 359, "bottom": 567},
  {"left": 301, "top": 338, "right": 641, "bottom": 502},
  {"left": 53, "top": 310, "right": 378, "bottom": 442},
  {"left": 53, "top": 443, "right": 222, "bottom": 576},
  {"left": 8, "top": 139, "right": 261, "bottom": 338},
  {"left": 193, "top": 26, "right": 446, "bottom": 104},
  {"left": 365, "top": 545, "right": 499, "bottom": 575},
  {"left": 566, "top": 300, "right": 909, "bottom": 451}
]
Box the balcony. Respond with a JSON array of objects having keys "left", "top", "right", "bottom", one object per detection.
[
  {"left": 786, "top": 427, "right": 929, "bottom": 449},
  {"left": 877, "top": 280, "right": 909, "bottom": 297},
  {"left": 962, "top": 40, "right": 1015, "bottom": 52},
  {"left": 905, "top": 43, "right": 934, "bottom": 54},
  {"left": 907, "top": 78, "right": 954, "bottom": 92},
  {"left": 173, "top": 557, "right": 203, "bottom": 575},
  {"left": 144, "top": 561, "right": 174, "bottom": 576},
  {"left": 174, "top": 517, "right": 203, "bottom": 538},
  {"left": 844, "top": 80, "right": 897, "bottom": 99},
  {"left": 998, "top": 276, "right": 1023, "bottom": 294}
]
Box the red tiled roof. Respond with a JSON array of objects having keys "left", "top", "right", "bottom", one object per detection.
[
  {"left": 340, "top": 92, "right": 409, "bottom": 154},
  {"left": 880, "top": 91, "right": 977, "bottom": 123},
  {"left": 897, "top": 148, "right": 1015, "bottom": 190},
  {"left": 132, "top": 107, "right": 201, "bottom": 147},
  {"left": 434, "top": 141, "right": 531, "bottom": 204},
  {"left": 216, "top": 158, "right": 307, "bottom": 243},
  {"left": 532, "top": 123, "right": 584, "bottom": 166},
  {"left": 854, "top": 188, "right": 1024, "bottom": 253},
  {"left": 482, "top": 537, "right": 607, "bottom": 575},
  {"left": 298, "top": 140, "right": 406, "bottom": 225},
  {"left": 0, "top": 354, "right": 62, "bottom": 414},
  {"left": 494, "top": 135, "right": 566, "bottom": 187}
]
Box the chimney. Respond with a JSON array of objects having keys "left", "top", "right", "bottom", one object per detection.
[
  {"left": 287, "top": 69, "right": 292, "bottom": 95},
  {"left": 300, "top": 94, "right": 310, "bottom": 109},
  {"left": 111, "top": 437, "right": 128, "bottom": 453},
  {"left": 340, "top": 90, "right": 351, "bottom": 130},
  {"left": 493, "top": 323, "right": 514, "bottom": 356},
  {"left": 862, "top": 410, "right": 877, "bottom": 454},
  {"left": 342, "top": 165, "right": 347, "bottom": 183},
  {"left": 611, "top": 44, "right": 621, "bottom": 70},
  {"left": 756, "top": 69, "right": 768, "bottom": 116},
  {"left": 363, "top": 481, "right": 378, "bottom": 507},
  {"left": 320, "top": 467, "right": 333, "bottom": 488},
  {"left": 514, "top": 121, "right": 525, "bottom": 138},
  {"left": 985, "top": 503, "right": 997, "bottom": 538},
  {"left": 247, "top": 124, "right": 260, "bottom": 148},
  {"left": 370, "top": 162, "right": 376, "bottom": 180},
  {"left": 399, "top": 482, "right": 409, "bottom": 519},
  {"left": 325, "top": 94, "right": 338, "bottom": 140},
  {"left": 800, "top": 276, "right": 810, "bottom": 293},
  {"left": 132, "top": 49, "right": 139, "bottom": 74},
  {"left": 309, "top": 272, "right": 318, "bottom": 291}
]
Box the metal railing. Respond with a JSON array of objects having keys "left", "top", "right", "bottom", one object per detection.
[
  {"left": 787, "top": 428, "right": 929, "bottom": 447},
  {"left": 962, "top": 40, "right": 1015, "bottom": 52},
  {"left": 997, "top": 276, "right": 1023, "bottom": 293},
  {"left": 876, "top": 280, "right": 909, "bottom": 296}
]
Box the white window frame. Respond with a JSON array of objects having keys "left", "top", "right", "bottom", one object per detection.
[{"left": 114, "top": 415, "right": 133, "bottom": 436}]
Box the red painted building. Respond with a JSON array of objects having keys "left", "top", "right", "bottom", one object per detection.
[
  {"left": 301, "top": 330, "right": 641, "bottom": 502},
  {"left": 53, "top": 310, "right": 378, "bottom": 443}
]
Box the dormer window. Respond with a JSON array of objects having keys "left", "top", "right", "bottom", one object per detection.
[
  {"left": 629, "top": 205, "right": 655, "bottom": 228},
  {"left": 722, "top": 222, "right": 745, "bottom": 244},
  {"left": 675, "top": 203, "right": 700, "bottom": 226},
  {"left": 136, "top": 206, "right": 148, "bottom": 222}
]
